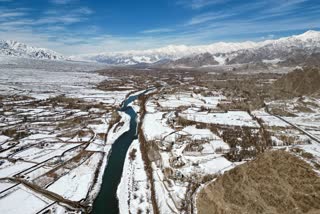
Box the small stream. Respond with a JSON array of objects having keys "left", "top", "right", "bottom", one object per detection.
[{"left": 92, "top": 91, "right": 147, "bottom": 214}]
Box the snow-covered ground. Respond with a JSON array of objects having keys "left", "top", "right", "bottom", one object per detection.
[
  {"left": 0, "top": 67, "right": 107, "bottom": 100},
  {"left": 180, "top": 110, "right": 259, "bottom": 128},
  {"left": 0, "top": 59, "right": 137, "bottom": 213},
  {"left": 0, "top": 160, "right": 35, "bottom": 178},
  {"left": 107, "top": 111, "right": 131, "bottom": 146},
  {"left": 143, "top": 112, "right": 175, "bottom": 141},
  {"left": 136, "top": 85, "right": 320, "bottom": 214},
  {"left": 266, "top": 97, "right": 320, "bottom": 144},
  {"left": 117, "top": 140, "right": 153, "bottom": 214},
  {"left": 252, "top": 110, "right": 290, "bottom": 127},
  {"left": 1, "top": 56, "right": 320, "bottom": 214},
  {"left": 47, "top": 152, "right": 103, "bottom": 201},
  {"left": 139, "top": 90, "right": 245, "bottom": 213},
  {"left": 0, "top": 185, "right": 53, "bottom": 214},
  {"left": 157, "top": 92, "right": 225, "bottom": 109}
]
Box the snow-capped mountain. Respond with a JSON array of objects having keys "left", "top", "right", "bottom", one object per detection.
[
  {"left": 2, "top": 30, "right": 319, "bottom": 66},
  {"left": 71, "top": 30, "right": 320, "bottom": 66},
  {"left": 227, "top": 30, "right": 320, "bottom": 64},
  {"left": 70, "top": 42, "right": 260, "bottom": 65},
  {"left": 0, "top": 40, "right": 65, "bottom": 60},
  {"left": 160, "top": 30, "right": 320, "bottom": 68}
]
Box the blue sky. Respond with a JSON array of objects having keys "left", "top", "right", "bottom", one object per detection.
[{"left": 0, "top": 0, "right": 319, "bottom": 55}]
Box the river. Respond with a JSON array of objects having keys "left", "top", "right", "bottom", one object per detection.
[{"left": 91, "top": 91, "right": 144, "bottom": 214}]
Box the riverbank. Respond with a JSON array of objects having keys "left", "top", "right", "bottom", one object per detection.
[{"left": 91, "top": 89, "right": 152, "bottom": 214}]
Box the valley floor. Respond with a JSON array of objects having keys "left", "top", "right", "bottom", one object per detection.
[{"left": 0, "top": 63, "right": 320, "bottom": 214}]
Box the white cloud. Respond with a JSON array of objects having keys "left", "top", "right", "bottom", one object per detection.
[
  {"left": 186, "top": 12, "right": 235, "bottom": 25},
  {"left": 44, "top": 7, "right": 93, "bottom": 15},
  {"left": 0, "top": 0, "right": 318, "bottom": 56},
  {"left": 260, "top": 34, "right": 275, "bottom": 40},
  {"left": 35, "top": 16, "right": 83, "bottom": 25},
  {"left": 141, "top": 28, "right": 175, "bottom": 34},
  {"left": 0, "top": 12, "right": 26, "bottom": 18},
  {"left": 177, "top": 0, "right": 228, "bottom": 9},
  {"left": 50, "top": 0, "right": 77, "bottom": 5}
]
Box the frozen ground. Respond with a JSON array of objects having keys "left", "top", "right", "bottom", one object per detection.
[
  {"left": 0, "top": 57, "right": 132, "bottom": 106},
  {"left": 138, "top": 83, "right": 320, "bottom": 214},
  {"left": 180, "top": 110, "right": 259, "bottom": 128},
  {"left": 1, "top": 62, "right": 320, "bottom": 214},
  {"left": 0, "top": 59, "right": 138, "bottom": 213},
  {"left": 0, "top": 55, "right": 104, "bottom": 72},
  {"left": 140, "top": 89, "right": 244, "bottom": 213},
  {"left": 117, "top": 140, "right": 153, "bottom": 214},
  {"left": 47, "top": 153, "right": 103, "bottom": 201},
  {"left": 0, "top": 185, "right": 54, "bottom": 214},
  {"left": 0, "top": 67, "right": 106, "bottom": 100}
]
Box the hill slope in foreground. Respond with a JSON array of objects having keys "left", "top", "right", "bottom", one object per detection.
[{"left": 197, "top": 150, "right": 320, "bottom": 214}]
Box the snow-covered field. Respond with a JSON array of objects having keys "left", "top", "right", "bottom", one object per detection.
[
  {"left": 137, "top": 84, "right": 320, "bottom": 214},
  {"left": 0, "top": 67, "right": 106, "bottom": 100},
  {"left": 117, "top": 140, "right": 153, "bottom": 214},
  {"left": 266, "top": 97, "right": 320, "bottom": 144},
  {"left": 47, "top": 152, "right": 103, "bottom": 201},
  {"left": 140, "top": 90, "right": 244, "bottom": 213},
  {"left": 1, "top": 57, "right": 320, "bottom": 214},
  {"left": 252, "top": 110, "right": 290, "bottom": 127},
  {"left": 0, "top": 185, "right": 54, "bottom": 214},
  {"left": 0, "top": 59, "right": 137, "bottom": 213},
  {"left": 180, "top": 110, "right": 259, "bottom": 128},
  {"left": 158, "top": 92, "right": 225, "bottom": 109},
  {"left": 143, "top": 112, "right": 175, "bottom": 141}
]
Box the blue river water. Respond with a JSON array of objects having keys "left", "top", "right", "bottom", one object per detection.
[{"left": 92, "top": 90, "right": 149, "bottom": 214}]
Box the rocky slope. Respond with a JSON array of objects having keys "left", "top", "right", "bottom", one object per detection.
[
  {"left": 71, "top": 30, "right": 320, "bottom": 66},
  {"left": 273, "top": 67, "right": 320, "bottom": 96},
  {"left": 197, "top": 150, "right": 320, "bottom": 214},
  {"left": 165, "top": 31, "right": 320, "bottom": 68},
  {"left": 70, "top": 42, "right": 258, "bottom": 65},
  {"left": 162, "top": 52, "right": 219, "bottom": 67},
  {"left": 0, "top": 40, "right": 64, "bottom": 60},
  {"left": 2, "top": 30, "right": 319, "bottom": 66}
]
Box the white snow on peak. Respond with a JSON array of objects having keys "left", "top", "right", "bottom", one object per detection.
[
  {"left": 1, "top": 30, "right": 320, "bottom": 65},
  {"left": 294, "top": 30, "right": 320, "bottom": 41},
  {"left": 258, "top": 30, "right": 320, "bottom": 49},
  {"left": 70, "top": 41, "right": 260, "bottom": 64},
  {"left": 0, "top": 40, "right": 65, "bottom": 60},
  {"left": 71, "top": 30, "right": 320, "bottom": 65}
]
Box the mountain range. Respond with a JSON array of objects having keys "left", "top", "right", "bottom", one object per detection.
[
  {"left": 0, "top": 40, "right": 64, "bottom": 60},
  {"left": 1, "top": 30, "right": 320, "bottom": 67}
]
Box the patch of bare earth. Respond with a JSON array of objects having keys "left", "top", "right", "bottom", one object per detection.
[{"left": 196, "top": 150, "right": 320, "bottom": 214}]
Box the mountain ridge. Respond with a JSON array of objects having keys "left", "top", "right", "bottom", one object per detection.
[
  {"left": 0, "top": 40, "right": 65, "bottom": 60},
  {"left": 1, "top": 30, "right": 319, "bottom": 66},
  {"left": 70, "top": 30, "right": 320, "bottom": 66}
]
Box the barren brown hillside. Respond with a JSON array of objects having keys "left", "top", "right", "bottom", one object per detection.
[
  {"left": 196, "top": 150, "right": 320, "bottom": 214},
  {"left": 273, "top": 67, "right": 320, "bottom": 96}
]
